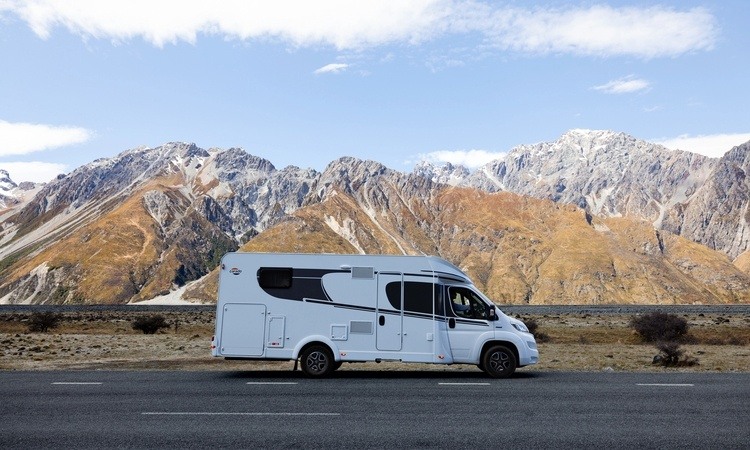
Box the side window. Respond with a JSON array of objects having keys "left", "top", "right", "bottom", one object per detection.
[
  {"left": 385, "top": 281, "right": 402, "bottom": 310},
  {"left": 257, "top": 268, "right": 293, "bottom": 289},
  {"left": 385, "top": 281, "right": 436, "bottom": 314},
  {"left": 434, "top": 284, "right": 444, "bottom": 317},
  {"left": 448, "top": 287, "right": 489, "bottom": 320}
]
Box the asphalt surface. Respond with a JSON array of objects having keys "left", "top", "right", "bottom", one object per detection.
[{"left": 1, "top": 370, "right": 748, "bottom": 449}]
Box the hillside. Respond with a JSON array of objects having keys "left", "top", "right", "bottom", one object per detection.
[
  {"left": 186, "top": 185, "right": 750, "bottom": 305},
  {"left": 418, "top": 130, "right": 750, "bottom": 260},
  {"left": 663, "top": 141, "right": 750, "bottom": 260},
  {"left": 0, "top": 143, "right": 314, "bottom": 304},
  {"left": 2, "top": 131, "right": 750, "bottom": 305}
]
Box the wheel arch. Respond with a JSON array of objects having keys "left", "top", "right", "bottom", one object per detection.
[
  {"left": 480, "top": 340, "right": 519, "bottom": 364},
  {"left": 293, "top": 336, "right": 340, "bottom": 362}
]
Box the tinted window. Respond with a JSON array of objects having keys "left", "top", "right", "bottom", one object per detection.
[
  {"left": 257, "top": 268, "right": 293, "bottom": 289},
  {"left": 386, "top": 281, "right": 436, "bottom": 314},
  {"left": 448, "top": 286, "right": 489, "bottom": 320}
]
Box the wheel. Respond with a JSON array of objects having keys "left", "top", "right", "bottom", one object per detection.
[
  {"left": 299, "top": 345, "right": 335, "bottom": 377},
  {"left": 482, "top": 345, "right": 517, "bottom": 378}
]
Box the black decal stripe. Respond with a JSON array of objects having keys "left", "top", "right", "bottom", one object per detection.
[
  {"left": 306, "top": 299, "right": 372, "bottom": 312},
  {"left": 294, "top": 268, "right": 349, "bottom": 277},
  {"left": 405, "top": 311, "right": 434, "bottom": 320},
  {"left": 296, "top": 296, "right": 489, "bottom": 326},
  {"left": 306, "top": 299, "right": 451, "bottom": 323},
  {"left": 455, "top": 319, "right": 490, "bottom": 327}
]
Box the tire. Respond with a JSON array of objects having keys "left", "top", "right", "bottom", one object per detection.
[
  {"left": 299, "top": 345, "right": 335, "bottom": 377},
  {"left": 482, "top": 345, "right": 517, "bottom": 378}
]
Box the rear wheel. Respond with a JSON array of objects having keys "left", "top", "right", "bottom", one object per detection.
[
  {"left": 300, "top": 345, "right": 335, "bottom": 377},
  {"left": 482, "top": 345, "right": 517, "bottom": 378}
]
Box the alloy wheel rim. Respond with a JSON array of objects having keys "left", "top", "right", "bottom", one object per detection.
[
  {"left": 307, "top": 351, "right": 328, "bottom": 373},
  {"left": 489, "top": 351, "right": 510, "bottom": 371}
]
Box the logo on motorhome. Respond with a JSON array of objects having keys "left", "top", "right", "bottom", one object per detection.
[{"left": 229, "top": 267, "right": 242, "bottom": 275}]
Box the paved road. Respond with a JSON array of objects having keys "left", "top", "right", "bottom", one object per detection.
[{"left": 1, "top": 370, "right": 748, "bottom": 449}]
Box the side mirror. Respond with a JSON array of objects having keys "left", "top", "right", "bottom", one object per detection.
[{"left": 488, "top": 308, "right": 497, "bottom": 321}]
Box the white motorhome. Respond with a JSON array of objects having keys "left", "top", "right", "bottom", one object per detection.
[{"left": 212, "top": 253, "right": 538, "bottom": 378}]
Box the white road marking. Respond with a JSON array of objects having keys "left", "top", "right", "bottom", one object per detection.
[
  {"left": 142, "top": 412, "right": 339, "bottom": 416},
  {"left": 438, "top": 382, "right": 491, "bottom": 386},
  {"left": 246, "top": 382, "right": 299, "bottom": 385},
  {"left": 52, "top": 382, "right": 103, "bottom": 385},
  {"left": 636, "top": 383, "right": 694, "bottom": 387}
]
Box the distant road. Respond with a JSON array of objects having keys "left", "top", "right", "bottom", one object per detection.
[
  {"left": 1, "top": 371, "right": 748, "bottom": 448},
  {"left": 3, "top": 304, "right": 750, "bottom": 315}
]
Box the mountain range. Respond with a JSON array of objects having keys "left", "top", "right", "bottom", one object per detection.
[{"left": 1, "top": 130, "right": 749, "bottom": 305}]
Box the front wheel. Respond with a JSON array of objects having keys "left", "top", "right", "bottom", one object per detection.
[
  {"left": 299, "top": 345, "right": 335, "bottom": 377},
  {"left": 482, "top": 345, "right": 517, "bottom": 378}
]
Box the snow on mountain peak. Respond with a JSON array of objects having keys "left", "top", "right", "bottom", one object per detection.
[
  {"left": 411, "top": 130, "right": 717, "bottom": 225},
  {"left": 1, "top": 169, "right": 17, "bottom": 192},
  {"left": 412, "top": 160, "right": 470, "bottom": 186}
]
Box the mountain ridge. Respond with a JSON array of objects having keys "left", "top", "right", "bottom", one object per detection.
[
  {"left": 2, "top": 129, "right": 750, "bottom": 305},
  {"left": 417, "top": 129, "right": 749, "bottom": 259}
]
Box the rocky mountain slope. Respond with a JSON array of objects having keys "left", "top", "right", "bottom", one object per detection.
[
  {"left": 0, "top": 170, "right": 41, "bottom": 212},
  {"left": 187, "top": 169, "right": 750, "bottom": 305},
  {"left": 0, "top": 143, "right": 316, "bottom": 304},
  {"left": 416, "top": 129, "right": 750, "bottom": 260},
  {"left": 0, "top": 170, "right": 15, "bottom": 210},
  {"left": 662, "top": 141, "right": 750, "bottom": 260},
  {"left": 1, "top": 130, "right": 750, "bottom": 305}
]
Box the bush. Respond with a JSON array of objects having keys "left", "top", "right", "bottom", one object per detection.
[
  {"left": 523, "top": 318, "right": 550, "bottom": 343},
  {"left": 27, "top": 311, "right": 61, "bottom": 333},
  {"left": 630, "top": 312, "right": 689, "bottom": 343},
  {"left": 132, "top": 315, "right": 170, "bottom": 334},
  {"left": 653, "top": 341, "right": 699, "bottom": 367}
]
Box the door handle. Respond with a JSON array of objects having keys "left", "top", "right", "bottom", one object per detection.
[
  {"left": 379, "top": 315, "right": 385, "bottom": 326},
  {"left": 449, "top": 318, "right": 456, "bottom": 329}
]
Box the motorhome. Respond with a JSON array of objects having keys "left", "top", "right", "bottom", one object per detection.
[{"left": 212, "top": 253, "right": 538, "bottom": 378}]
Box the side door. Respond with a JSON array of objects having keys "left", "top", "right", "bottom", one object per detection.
[
  {"left": 219, "top": 303, "right": 266, "bottom": 356},
  {"left": 376, "top": 272, "right": 403, "bottom": 351},
  {"left": 445, "top": 287, "right": 492, "bottom": 362}
]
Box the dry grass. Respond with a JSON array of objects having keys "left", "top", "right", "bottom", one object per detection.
[{"left": 1, "top": 310, "right": 748, "bottom": 373}]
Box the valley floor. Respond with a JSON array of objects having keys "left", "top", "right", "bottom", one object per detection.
[{"left": 1, "top": 310, "right": 748, "bottom": 373}]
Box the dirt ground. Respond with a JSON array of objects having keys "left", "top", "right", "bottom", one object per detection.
[{"left": 1, "top": 310, "right": 748, "bottom": 373}]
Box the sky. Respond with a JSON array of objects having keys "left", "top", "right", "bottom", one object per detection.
[{"left": 1, "top": 1, "right": 749, "bottom": 183}]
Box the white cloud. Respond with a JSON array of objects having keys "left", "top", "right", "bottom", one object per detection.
[
  {"left": 314, "top": 63, "right": 349, "bottom": 75},
  {"left": 656, "top": 133, "right": 750, "bottom": 158},
  {"left": 593, "top": 76, "right": 650, "bottom": 94},
  {"left": 486, "top": 5, "right": 717, "bottom": 58},
  {"left": 0, "top": 1, "right": 718, "bottom": 58},
  {"left": 419, "top": 149, "right": 505, "bottom": 169},
  {"left": 0, "top": 161, "right": 67, "bottom": 183},
  {"left": 0, "top": 120, "right": 92, "bottom": 156},
  {"left": 0, "top": 0, "right": 451, "bottom": 49}
]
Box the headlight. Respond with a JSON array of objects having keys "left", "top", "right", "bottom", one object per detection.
[{"left": 512, "top": 322, "right": 529, "bottom": 333}]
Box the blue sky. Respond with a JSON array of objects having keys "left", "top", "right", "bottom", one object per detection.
[{"left": 1, "top": 1, "right": 749, "bottom": 183}]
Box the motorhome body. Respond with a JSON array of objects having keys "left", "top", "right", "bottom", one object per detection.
[{"left": 212, "top": 253, "right": 538, "bottom": 377}]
